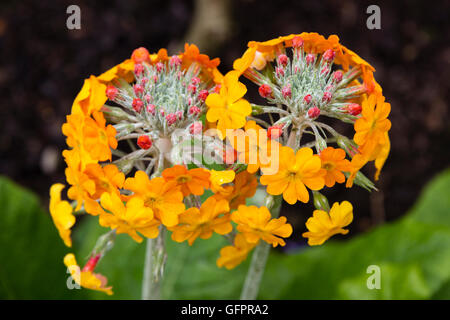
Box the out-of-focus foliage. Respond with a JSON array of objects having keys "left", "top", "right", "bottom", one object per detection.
[{"left": 1, "top": 169, "right": 450, "bottom": 299}]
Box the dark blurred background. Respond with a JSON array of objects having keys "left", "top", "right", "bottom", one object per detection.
[{"left": 0, "top": 0, "right": 449, "bottom": 239}]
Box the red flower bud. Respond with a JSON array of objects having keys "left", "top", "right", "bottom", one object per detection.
[
  {"left": 191, "top": 77, "right": 200, "bottom": 85},
  {"left": 132, "top": 98, "right": 143, "bottom": 113},
  {"left": 170, "top": 55, "right": 182, "bottom": 67},
  {"left": 333, "top": 70, "right": 343, "bottom": 83},
  {"left": 277, "top": 54, "right": 288, "bottom": 67},
  {"left": 133, "top": 84, "right": 144, "bottom": 96},
  {"left": 134, "top": 63, "right": 144, "bottom": 76},
  {"left": 105, "top": 85, "right": 118, "bottom": 100},
  {"left": 323, "top": 49, "right": 335, "bottom": 62},
  {"left": 131, "top": 47, "right": 150, "bottom": 64},
  {"left": 281, "top": 84, "right": 292, "bottom": 99},
  {"left": 188, "top": 84, "right": 197, "bottom": 94},
  {"left": 307, "top": 106, "right": 320, "bottom": 119},
  {"left": 166, "top": 113, "right": 177, "bottom": 125},
  {"left": 176, "top": 111, "right": 183, "bottom": 120},
  {"left": 322, "top": 91, "right": 332, "bottom": 103},
  {"left": 306, "top": 54, "right": 316, "bottom": 65},
  {"left": 198, "top": 89, "right": 209, "bottom": 102},
  {"left": 275, "top": 67, "right": 285, "bottom": 77},
  {"left": 258, "top": 84, "right": 272, "bottom": 98},
  {"left": 147, "top": 104, "right": 156, "bottom": 115},
  {"left": 189, "top": 106, "right": 201, "bottom": 116},
  {"left": 137, "top": 135, "right": 153, "bottom": 150},
  {"left": 82, "top": 254, "right": 101, "bottom": 272},
  {"left": 303, "top": 94, "right": 312, "bottom": 104},
  {"left": 155, "top": 62, "right": 164, "bottom": 72},
  {"left": 346, "top": 103, "right": 362, "bottom": 116},
  {"left": 267, "top": 125, "right": 283, "bottom": 139}
]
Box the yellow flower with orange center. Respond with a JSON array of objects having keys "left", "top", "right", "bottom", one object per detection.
[
  {"left": 302, "top": 201, "right": 353, "bottom": 246},
  {"left": 64, "top": 253, "right": 113, "bottom": 295},
  {"left": 99, "top": 192, "right": 160, "bottom": 243},
  {"left": 123, "top": 171, "right": 185, "bottom": 227},
  {"left": 319, "top": 147, "right": 352, "bottom": 188},
  {"left": 217, "top": 233, "right": 256, "bottom": 270},
  {"left": 206, "top": 71, "right": 252, "bottom": 139},
  {"left": 260, "top": 147, "right": 326, "bottom": 205},
  {"left": 171, "top": 197, "right": 231, "bottom": 245},
  {"left": 232, "top": 205, "right": 293, "bottom": 247},
  {"left": 162, "top": 165, "right": 210, "bottom": 197},
  {"left": 49, "top": 184, "right": 76, "bottom": 247}
]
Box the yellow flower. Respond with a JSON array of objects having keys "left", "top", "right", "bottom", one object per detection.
[
  {"left": 171, "top": 197, "right": 231, "bottom": 245},
  {"left": 99, "top": 192, "right": 159, "bottom": 243},
  {"left": 214, "top": 171, "right": 258, "bottom": 210},
  {"left": 206, "top": 71, "right": 252, "bottom": 138},
  {"left": 217, "top": 233, "right": 256, "bottom": 270},
  {"left": 64, "top": 253, "right": 113, "bottom": 295},
  {"left": 123, "top": 171, "right": 185, "bottom": 227},
  {"left": 209, "top": 169, "right": 236, "bottom": 197},
  {"left": 302, "top": 201, "right": 353, "bottom": 246},
  {"left": 97, "top": 59, "right": 135, "bottom": 84},
  {"left": 83, "top": 111, "right": 117, "bottom": 162},
  {"left": 319, "top": 147, "right": 352, "bottom": 187},
  {"left": 260, "top": 147, "right": 326, "bottom": 205},
  {"left": 49, "top": 184, "right": 75, "bottom": 247},
  {"left": 162, "top": 165, "right": 210, "bottom": 197},
  {"left": 232, "top": 205, "right": 293, "bottom": 247},
  {"left": 71, "top": 76, "right": 107, "bottom": 116}
]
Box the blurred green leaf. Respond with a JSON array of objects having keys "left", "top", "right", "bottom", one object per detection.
[{"left": 0, "top": 177, "right": 88, "bottom": 299}]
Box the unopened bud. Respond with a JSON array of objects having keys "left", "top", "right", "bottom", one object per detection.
[
  {"left": 82, "top": 254, "right": 101, "bottom": 272},
  {"left": 132, "top": 98, "right": 143, "bottom": 113},
  {"left": 105, "top": 85, "right": 118, "bottom": 100},
  {"left": 137, "top": 135, "right": 153, "bottom": 149},
  {"left": 188, "top": 84, "right": 197, "bottom": 94},
  {"left": 282, "top": 84, "right": 292, "bottom": 99},
  {"left": 258, "top": 84, "right": 272, "bottom": 98},
  {"left": 307, "top": 106, "right": 320, "bottom": 119},
  {"left": 312, "top": 191, "right": 330, "bottom": 212},
  {"left": 346, "top": 103, "right": 362, "bottom": 116},
  {"left": 275, "top": 67, "right": 285, "bottom": 77},
  {"left": 198, "top": 89, "right": 209, "bottom": 102},
  {"left": 191, "top": 77, "right": 200, "bottom": 85},
  {"left": 155, "top": 62, "right": 164, "bottom": 72},
  {"left": 133, "top": 84, "right": 144, "bottom": 96},
  {"left": 189, "top": 106, "right": 201, "bottom": 116},
  {"left": 176, "top": 111, "right": 183, "bottom": 120},
  {"left": 131, "top": 47, "right": 150, "bottom": 64},
  {"left": 147, "top": 104, "right": 156, "bottom": 115},
  {"left": 303, "top": 94, "right": 312, "bottom": 104},
  {"left": 322, "top": 91, "right": 332, "bottom": 103},
  {"left": 333, "top": 70, "right": 343, "bottom": 83},
  {"left": 166, "top": 113, "right": 177, "bottom": 125},
  {"left": 323, "top": 49, "right": 335, "bottom": 62},
  {"left": 267, "top": 125, "right": 283, "bottom": 139},
  {"left": 277, "top": 54, "right": 288, "bottom": 67},
  {"left": 134, "top": 63, "right": 144, "bottom": 76},
  {"left": 306, "top": 54, "right": 316, "bottom": 65},
  {"left": 170, "top": 55, "right": 182, "bottom": 67}
]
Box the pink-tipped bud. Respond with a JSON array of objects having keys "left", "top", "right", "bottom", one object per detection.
[
  {"left": 132, "top": 98, "right": 143, "bottom": 113},
  {"left": 323, "top": 49, "right": 335, "bottom": 62},
  {"left": 147, "top": 104, "right": 156, "bottom": 115},
  {"left": 306, "top": 54, "right": 316, "bottom": 65},
  {"left": 176, "top": 111, "right": 183, "bottom": 120},
  {"left": 214, "top": 84, "right": 221, "bottom": 94},
  {"left": 134, "top": 63, "right": 144, "bottom": 76},
  {"left": 333, "top": 70, "right": 343, "bottom": 83},
  {"left": 141, "top": 77, "right": 148, "bottom": 86},
  {"left": 307, "top": 106, "right": 321, "bottom": 119},
  {"left": 275, "top": 67, "right": 285, "bottom": 77},
  {"left": 189, "top": 122, "right": 203, "bottom": 135},
  {"left": 198, "top": 89, "right": 209, "bottom": 102},
  {"left": 137, "top": 135, "right": 152, "bottom": 150},
  {"left": 303, "top": 94, "right": 312, "bottom": 104},
  {"left": 188, "top": 84, "right": 197, "bottom": 94},
  {"left": 277, "top": 54, "right": 288, "bottom": 67},
  {"left": 191, "top": 77, "right": 200, "bottom": 85},
  {"left": 292, "top": 36, "right": 304, "bottom": 48},
  {"left": 267, "top": 125, "right": 283, "bottom": 139},
  {"left": 153, "top": 75, "right": 158, "bottom": 83},
  {"left": 322, "top": 92, "right": 332, "bottom": 103},
  {"left": 346, "top": 103, "right": 362, "bottom": 116},
  {"left": 189, "top": 106, "right": 201, "bottom": 116},
  {"left": 166, "top": 113, "right": 177, "bottom": 125},
  {"left": 144, "top": 94, "right": 152, "bottom": 104},
  {"left": 258, "top": 84, "right": 272, "bottom": 98},
  {"left": 160, "top": 108, "right": 165, "bottom": 116},
  {"left": 320, "top": 66, "right": 329, "bottom": 75},
  {"left": 133, "top": 84, "right": 144, "bottom": 96},
  {"left": 170, "top": 55, "right": 182, "bottom": 67},
  {"left": 82, "top": 254, "right": 101, "bottom": 272},
  {"left": 131, "top": 47, "right": 149, "bottom": 64},
  {"left": 105, "top": 85, "right": 118, "bottom": 100},
  {"left": 155, "top": 62, "right": 164, "bottom": 72},
  {"left": 282, "top": 84, "right": 292, "bottom": 99},
  {"left": 294, "top": 66, "right": 300, "bottom": 74}
]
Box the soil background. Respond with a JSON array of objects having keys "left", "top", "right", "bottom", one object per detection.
[{"left": 0, "top": 0, "right": 449, "bottom": 243}]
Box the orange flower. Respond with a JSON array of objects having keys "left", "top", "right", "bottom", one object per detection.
[
  {"left": 162, "top": 165, "right": 210, "bottom": 197},
  {"left": 214, "top": 171, "right": 258, "bottom": 210},
  {"left": 82, "top": 111, "right": 117, "bottom": 162},
  {"left": 99, "top": 192, "right": 160, "bottom": 242},
  {"left": 171, "top": 197, "right": 231, "bottom": 245},
  {"left": 209, "top": 169, "right": 235, "bottom": 198},
  {"left": 49, "top": 184, "right": 75, "bottom": 247},
  {"left": 232, "top": 205, "right": 293, "bottom": 247},
  {"left": 319, "top": 147, "right": 352, "bottom": 187},
  {"left": 123, "top": 171, "right": 185, "bottom": 227},
  {"left": 97, "top": 59, "right": 135, "bottom": 84},
  {"left": 71, "top": 76, "right": 107, "bottom": 116},
  {"left": 217, "top": 233, "right": 256, "bottom": 270},
  {"left": 260, "top": 147, "right": 326, "bottom": 205},
  {"left": 181, "top": 43, "right": 222, "bottom": 83},
  {"left": 302, "top": 201, "right": 353, "bottom": 246}
]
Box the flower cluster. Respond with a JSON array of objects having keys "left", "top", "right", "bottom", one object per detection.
[{"left": 49, "top": 33, "right": 391, "bottom": 295}]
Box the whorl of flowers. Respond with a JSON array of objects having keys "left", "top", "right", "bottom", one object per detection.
[{"left": 50, "top": 33, "right": 391, "bottom": 295}]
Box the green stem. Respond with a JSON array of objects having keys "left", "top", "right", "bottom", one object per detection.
[
  {"left": 240, "top": 194, "right": 282, "bottom": 300},
  {"left": 141, "top": 227, "right": 166, "bottom": 300}
]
